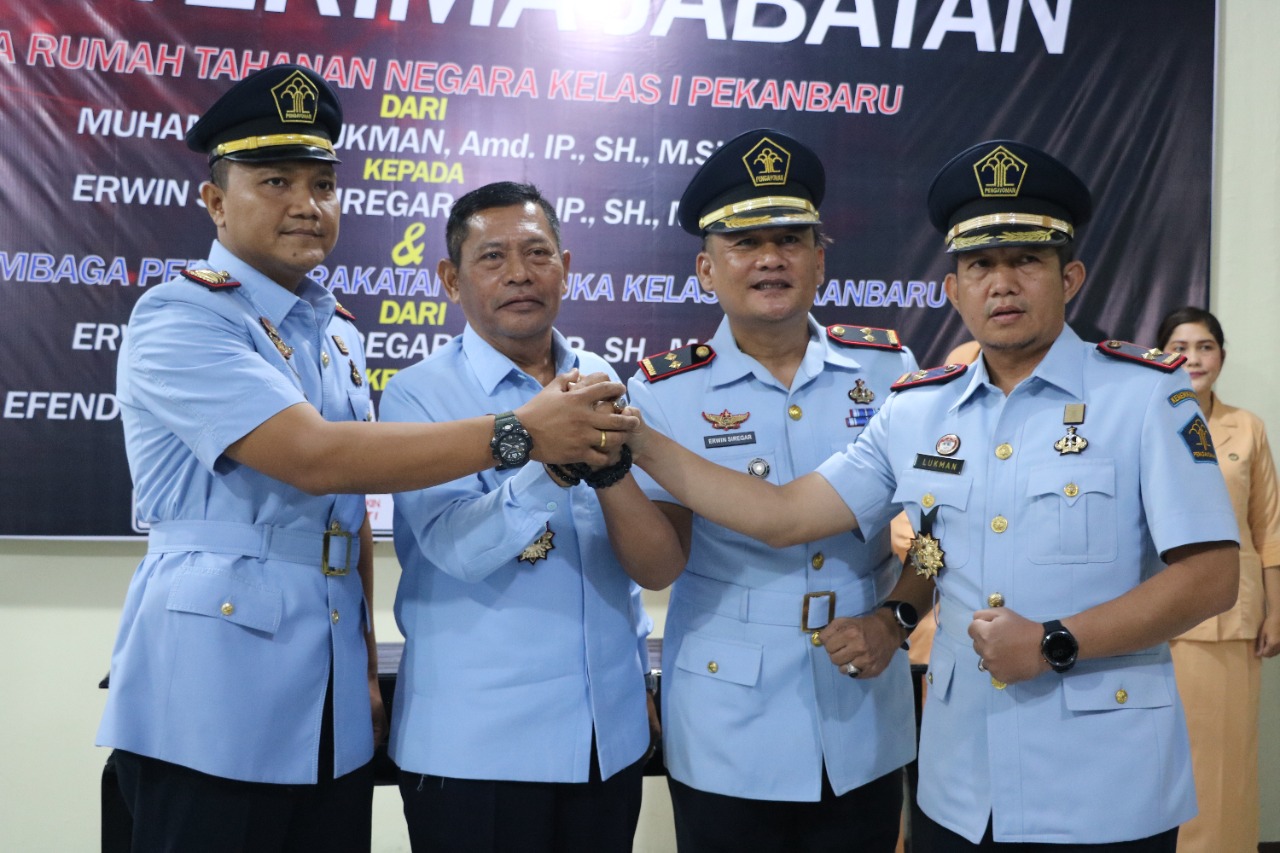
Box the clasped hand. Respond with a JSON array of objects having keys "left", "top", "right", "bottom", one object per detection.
[{"left": 516, "top": 369, "right": 637, "bottom": 466}]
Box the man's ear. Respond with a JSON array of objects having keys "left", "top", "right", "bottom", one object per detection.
[
  {"left": 695, "top": 252, "right": 715, "bottom": 295},
  {"left": 1062, "top": 259, "right": 1087, "bottom": 304},
  {"left": 438, "top": 259, "right": 462, "bottom": 304},
  {"left": 200, "top": 181, "right": 226, "bottom": 229},
  {"left": 943, "top": 272, "right": 959, "bottom": 310}
]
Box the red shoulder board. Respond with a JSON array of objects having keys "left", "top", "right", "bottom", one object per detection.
[
  {"left": 638, "top": 343, "right": 715, "bottom": 382},
  {"left": 180, "top": 269, "right": 239, "bottom": 290},
  {"left": 334, "top": 301, "right": 356, "bottom": 321},
  {"left": 826, "top": 324, "right": 902, "bottom": 350},
  {"left": 890, "top": 363, "right": 968, "bottom": 391},
  {"left": 1096, "top": 340, "right": 1186, "bottom": 372}
]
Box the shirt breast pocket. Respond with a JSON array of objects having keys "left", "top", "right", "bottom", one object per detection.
[
  {"left": 1025, "top": 461, "right": 1118, "bottom": 564},
  {"left": 892, "top": 471, "right": 972, "bottom": 569}
]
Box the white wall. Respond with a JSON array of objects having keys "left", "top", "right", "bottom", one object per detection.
[{"left": 3, "top": 1, "right": 1279, "bottom": 849}]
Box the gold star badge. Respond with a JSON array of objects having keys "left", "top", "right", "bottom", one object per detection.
[
  {"left": 517, "top": 523, "right": 555, "bottom": 564},
  {"left": 908, "top": 532, "right": 945, "bottom": 579}
]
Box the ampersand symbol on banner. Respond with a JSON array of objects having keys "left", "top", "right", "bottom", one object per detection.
[{"left": 392, "top": 223, "right": 427, "bottom": 267}]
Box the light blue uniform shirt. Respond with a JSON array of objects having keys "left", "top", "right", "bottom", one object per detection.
[
  {"left": 381, "top": 326, "right": 651, "bottom": 782},
  {"left": 97, "top": 240, "right": 375, "bottom": 784},
  {"left": 817, "top": 326, "right": 1239, "bottom": 843},
  {"left": 627, "top": 316, "right": 919, "bottom": 801}
]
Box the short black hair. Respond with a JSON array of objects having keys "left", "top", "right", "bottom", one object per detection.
[
  {"left": 446, "top": 182, "right": 561, "bottom": 265},
  {"left": 1157, "top": 306, "right": 1225, "bottom": 351},
  {"left": 209, "top": 158, "right": 232, "bottom": 189}
]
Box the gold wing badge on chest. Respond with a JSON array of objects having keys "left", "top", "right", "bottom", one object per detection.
[
  {"left": 517, "top": 523, "right": 555, "bottom": 564},
  {"left": 907, "top": 504, "right": 945, "bottom": 579},
  {"left": 702, "top": 409, "right": 750, "bottom": 430}
]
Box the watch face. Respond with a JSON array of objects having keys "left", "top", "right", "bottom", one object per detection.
[
  {"left": 1043, "top": 630, "right": 1078, "bottom": 670},
  {"left": 498, "top": 433, "right": 528, "bottom": 462}
]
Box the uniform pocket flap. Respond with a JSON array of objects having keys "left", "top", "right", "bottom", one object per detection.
[
  {"left": 924, "top": 641, "right": 956, "bottom": 702},
  {"left": 1062, "top": 656, "right": 1170, "bottom": 711},
  {"left": 893, "top": 471, "right": 972, "bottom": 510},
  {"left": 166, "top": 567, "right": 283, "bottom": 635},
  {"left": 1026, "top": 461, "right": 1116, "bottom": 503},
  {"left": 674, "top": 633, "right": 762, "bottom": 687}
]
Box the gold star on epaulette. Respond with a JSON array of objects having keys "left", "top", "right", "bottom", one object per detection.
[
  {"left": 1096, "top": 340, "right": 1186, "bottom": 372},
  {"left": 181, "top": 269, "right": 240, "bottom": 290},
  {"left": 890, "top": 363, "right": 968, "bottom": 392},
  {"left": 826, "top": 324, "right": 902, "bottom": 351},
  {"left": 639, "top": 343, "right": 715, "bottom": 382}
]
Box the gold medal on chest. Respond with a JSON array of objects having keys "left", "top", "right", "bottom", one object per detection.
[
  {"left": 1054, "top": 403, "right": 1088, "bottom": 455},
  {"left": 518, "top": 523, "right": 555, "bottom": 564},
  {"left": 907, "top": 506, "right": 945, "bottom": 579}
]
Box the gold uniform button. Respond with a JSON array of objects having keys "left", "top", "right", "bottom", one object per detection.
[
  {"left": 788, "top": 404, "right": 803, "bottom": 420},
  {"left": 991, "top": 516, "right": 1008, "bottom": 534},
  {"left": 321, "top": 352, "right": 331, "bottom": 367},
  {"left": 220, "top": 602, "right": 235, "bottom": 616},
  {"left": 1115, "top": 689, "right": 1128, "bottom": 705},
  {"left": 811, "top": 552, "right": 824, "bottom": 570},
  {"left": 1064, "top": 483, "right": 1079, "bottom": 498},
  {"left": 995, "top": 443, "right": 1014, "bottom": 460},
  {"left": 987, "top": 592, "right": 1005, "bottom": 608},
  {"left": 927, "top": 672, "right": 934, "bottom": 685},
  {"left": 707, "top": 661, "right": 719, "bottom": 674},
  {"left": 922, "top": 493, "right": 935, "bottom": 509},
  {"left": 991, "top": 677, "right": 1007, "bottom": 689},
  {"left": 811, "top": 631, "right": 822, "bottom": 647},
  {"left": 331, "top": 609, "right": 340, "bottom": 624}
]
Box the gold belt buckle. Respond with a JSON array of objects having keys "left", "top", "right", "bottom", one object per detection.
[
  {"left": 801, "top": 591, "right": 836, "bottom": 631},
  {"left": 322, "top": 521, "right": 353, "bottom": 576}
]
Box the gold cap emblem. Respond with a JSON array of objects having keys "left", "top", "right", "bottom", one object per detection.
[
  {"left": 973, "top": 145, "right": 1029, "bottom": 199},
  {"left": 743, "top": 136, "right": 791, "bottom": 188},
  {"left": 271, "top": 70, "right": 321, "bottom": 125}
]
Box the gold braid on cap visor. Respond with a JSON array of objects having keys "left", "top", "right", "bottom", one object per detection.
[
  {"left": 212, "top": 133, "right": 336, "bottom": 159},
  {"left": 944, "top": 212, "right": 1073, "bottom": 244},
  {"left": 699, "top": 195, "right": 818, "bottom": 231}
]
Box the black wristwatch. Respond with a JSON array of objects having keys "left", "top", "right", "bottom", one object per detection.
[
  {"left": 880, "top": 596, "right": 921, "bottom": 650},
  {"left": 879, "top": 600, "right": 919, "bottom": 633},
  {"left": 1040, "top": 619, "right": 1079, "bottom": 673},
  {"left": 491, "top": 411, "right": 532, "bottom": 470}
]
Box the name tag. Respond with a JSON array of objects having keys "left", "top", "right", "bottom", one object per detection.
[
  {"left": 705, "top": 431, "right": 757, "bottom": 449},
  {"left": 913, "top": 453, "right": 964, "bottom": 475}
]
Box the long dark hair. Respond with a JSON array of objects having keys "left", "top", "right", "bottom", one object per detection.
[{"left": 1156, "top": 306, "right": 1225, "bottom": 351}]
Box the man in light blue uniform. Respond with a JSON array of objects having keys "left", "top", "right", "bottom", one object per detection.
[
  {"left": 382, "top": 182, "right": 685, "bottom": 853},
  {"left": 97, "top": 69, "right": 635, "bottom": 853},
  {"left": 629, "top": 139, "right": 1240, "bottom": 851},
  {"left": 626, "top": 129, "right": 927, "bottom": 852}
]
